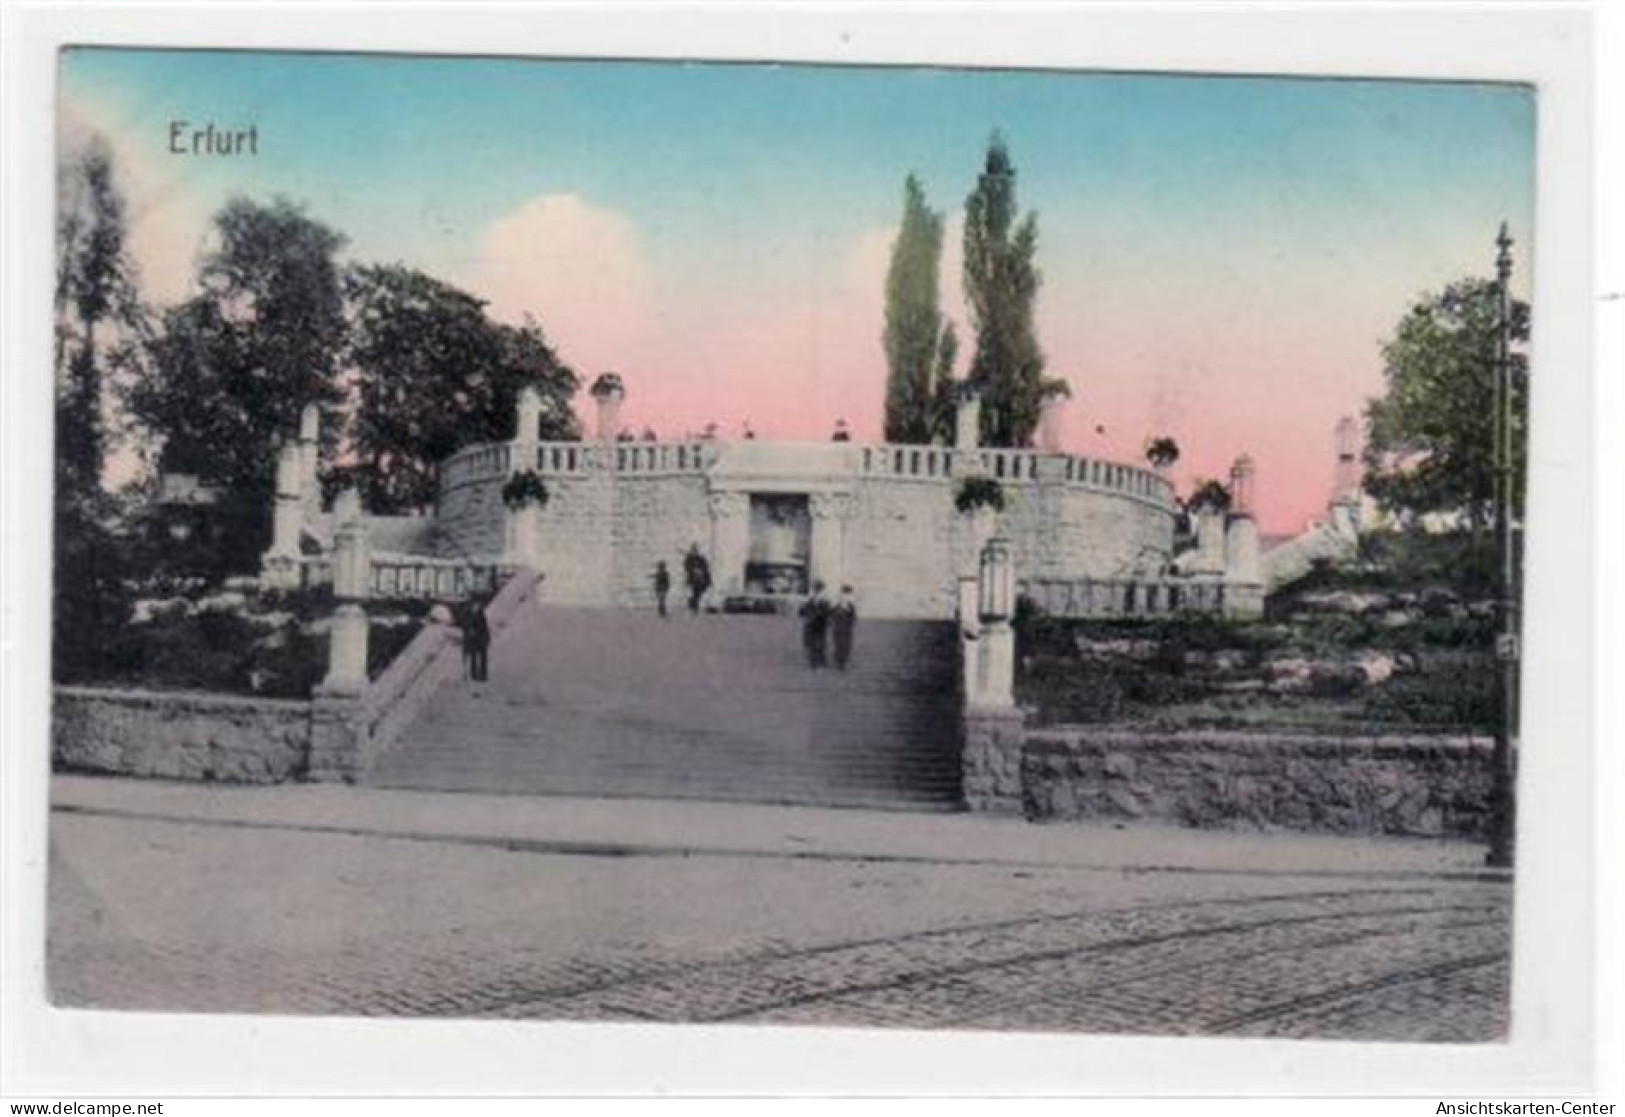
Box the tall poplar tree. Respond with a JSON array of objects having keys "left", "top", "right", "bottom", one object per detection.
[
  {"left": 961, "top": 134, "right": 1065, "bottom": 447},
  {"left": 56, "top": 135, "right": 144, "bottom": 499},
  {"left": 54, "top": 135, "right": 145, "bottom": 678},
  {"left": 882, "top": 175, "right": 956, "bottom": 443}
]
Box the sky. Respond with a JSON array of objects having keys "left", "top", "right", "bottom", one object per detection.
[{"left": 59, "top": 48, "right": 1535, "bottom": 533}]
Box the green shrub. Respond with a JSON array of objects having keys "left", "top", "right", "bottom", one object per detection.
[
  {"left": 954, "top": 476, "right": 1005, "bottom": 514},
  {"left": 1366, "top": 654, "right": 1502, "bottom": 730}
]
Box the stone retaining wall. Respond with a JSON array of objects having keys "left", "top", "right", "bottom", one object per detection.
[
  {"left": 53, "top": 686, "right": 311, "bottom": 783},
  {"left": 964, "top": 716, "right": 1494, "bottom": 838}
]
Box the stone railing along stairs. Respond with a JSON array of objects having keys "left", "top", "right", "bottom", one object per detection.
[{"left": 368, "top": 607, "right": 964, "bottom": 810}]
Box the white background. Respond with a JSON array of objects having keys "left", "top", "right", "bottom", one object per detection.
[{"left": 2, "top": 1, "right": 1617, "bottom": 1104}]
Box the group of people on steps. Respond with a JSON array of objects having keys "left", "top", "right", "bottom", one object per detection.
[{"left": 650, "top": 547, "right": 860, "bottom": 670}]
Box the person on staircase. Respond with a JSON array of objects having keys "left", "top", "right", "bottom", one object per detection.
[
  {"left": 831, "top": 584, "right": 858, "bottom": 671},
  {"left": 800, "top": 581, "right": 832, "bottom": 668},
  {"left": 463, "top": 595, "right": 492, "bottom": 684},
  {"left": 683, "top": 544, "right": 711, "bottom": 614},
  {"left": 652, "top": 560, "right": 671, "bottom": 618}
]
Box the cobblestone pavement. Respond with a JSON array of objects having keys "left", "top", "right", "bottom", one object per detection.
[{"left": 47, "top": 810, "right": 1510, "bottom": 1041}]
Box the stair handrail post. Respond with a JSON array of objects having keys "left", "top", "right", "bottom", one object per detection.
[
  {"left": 958, "top": 573, "right": 982, "bottom": 705},
  {"left": 318, "top": 487, "right": 372, "bottom": 698},
  {"left": 972, "top": 537, "right": 1017, "bottom": 710}
]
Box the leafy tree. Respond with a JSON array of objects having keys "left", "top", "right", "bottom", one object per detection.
[
  {"left": 1145, "top": 436, "right": 1181, "bottom": 470},
  {"left": 926, "top": 322, "right": 960, "bottom": 444},
  {"left": 882, "top": 175, "right": 958, "bottom": 443},
  {"left": 344, "top": 264, "right": 579, "bottom": 513},
  {"left": 131, "top": 197, "right": 348, "bottom": 500},
  {"left": 961, "top": 133, "right": 1066, "bottom": 447},
  {"left": 1363, "top": 277, "right": 1529, "bottom": 527},
  {"left": 128, "top": 197, "right": 348, "bottom": 571},
  {"left": 1186, "top": 479, "right": 1232, "bottom": 516},
  {"left": 56, "top": 135, "right": 146, "bottom": 498},
  {"left": 53, "top": 136, "right": 147, "bottom": 680}
]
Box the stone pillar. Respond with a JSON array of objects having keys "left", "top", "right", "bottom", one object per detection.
[
  {"left": 958, "top": 575, "right": 981, "bottom": 703},
  {"left": 505, "top": 502, "right": 543, "bottom": 566},
  {"left": 808, "top": 492, "right": 851, "bottom": 592},
  {"left": 319, "top": 489, "right": 370, "bottom": 698},
  {"left": 260, "top": 444, "right": 305, "bottom": 589},
  {"left": 978, "top": 623, "right": 1016, "bottom": 709},
  {"left": 1225, "top": 514, "right": 1262, "bottom": 585},
  {"left": 961, "top": 706, "right": 1027, "bottom": 814},
  {"left": 1036, "top": 394, "right": 1065, "bottom": 453},
  {"left": 272, "top": 443, "right": 304, "bottom": 550},
  {"left": 707, "top": 491, "right": 750, "bottom": 600},
  {"left": 1333, "top": 415, "right": 1360, "bottom": 504},
  {"left": 298, "top": 402, "right": 321, "bottom": 518},
  {"left": 321, "top": 604, "right": 370, "bottom": 697},
  {"left": 973, "top": 538, "right": 1017, "bottom": 710},
  {"left": 591, "top": 374, "right": 626, "bottom": 443},
  {"left": 515, "top": 384, "right": 543, "bottom": 443},
  {"left": 954, "top": 383, "right": 983, "bottom": 456},
  {"left": 1229, "top": 455, "right": 1256, "bottom": 517},
  {"left": 1191, "top": 509, "right": 1227, "bottom": 576}
]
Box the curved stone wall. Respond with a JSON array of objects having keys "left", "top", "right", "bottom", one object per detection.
[{"left": 433, "top": 439, "right": 1177, "bottom": 618}]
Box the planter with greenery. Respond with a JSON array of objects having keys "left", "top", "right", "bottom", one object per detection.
[
  {"left": 954, "top": 475, "right": 1005, "bottom": 515},
  {"left": 500, "top": 469, "right": 550, "bottom": 510}
]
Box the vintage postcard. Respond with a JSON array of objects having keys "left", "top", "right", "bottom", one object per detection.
[{"left": 23, "top": 15, "right": 1593, "bottom": 1094}]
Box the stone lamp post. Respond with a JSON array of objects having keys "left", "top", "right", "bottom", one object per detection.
[{"left": 971, "top": 536, "right": 1017, "bottom": 710}]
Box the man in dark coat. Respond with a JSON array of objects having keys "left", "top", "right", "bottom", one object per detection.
[
  {"left": 653, "top": 560, "right": 671, "bottom": 618},
  {"left": 800, "top": 581, "right": 832, "bottom": 668},
  {"left": 831, "top": 584, "right": 858, "bottom": 671},
  {"left": 463, "top": 596, "right": 491, "bottom": 683},
  {"left": 683, "top": 544, "right": 711, "bottom": 614}
]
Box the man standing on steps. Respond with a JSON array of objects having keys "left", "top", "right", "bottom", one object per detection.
[
  {"left": 683, "top": 544, "right": 711, "bottom": 615},
  {"left": 652, "top": 560, "right": 671, "bottom": 618},
  {"left": 800, "top": 581, "right": 832, "bottom": 668},
  {"left": 464, "top": 595, "right": 491, "bottom": 684},
  {"left": 831, "top": 585, "right": 858, "bottom": 671}
]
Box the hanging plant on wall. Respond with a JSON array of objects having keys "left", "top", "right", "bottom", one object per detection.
[
  {"left": 501, "top": 469, "right": 551, "bottom": 510},
  {"left": 954, "top": 475, "right": 1005, "bottom": 515}
]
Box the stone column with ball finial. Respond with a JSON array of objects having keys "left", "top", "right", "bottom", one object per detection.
[
  {"left": 590, "top": 372, "right": 626, "bottom": 444},
  {"left": 1223, "top": 454, "right": 1264, "bottom": 617}
]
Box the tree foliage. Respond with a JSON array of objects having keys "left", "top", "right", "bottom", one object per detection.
[
  {"left": 1362, "top": 277, "right": 1529, "bottom": 527},
  {"left": 962, "top": 134, "right": 1065, "bottom": 447},
  {"left": 53, "top": 136, "right": 147, "bottom": 679},
  {"left": 1186, "top": 479, "right": 1233, "bottom": 516},
  {"left": 882, "top": 175, "right": 958, "bottom": 443},
  {"left": 130, "top": 196, "right": 348, "bottom": 500},
  {"left": 56, "top": 135, "right": 146, "bottom": 499},
  {"left": 1145, "top": 436, "right": 1181, "bottom": 469},
  {"left": 343, "top": 264, "right": 579, "bottom": 513}
]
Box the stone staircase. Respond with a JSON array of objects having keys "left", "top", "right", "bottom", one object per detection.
[{"left": 368, "top": 606, "right": 964, "bottom": 810}]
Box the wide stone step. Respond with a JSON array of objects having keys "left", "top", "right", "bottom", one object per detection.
[{"left": 379, "top": 608, "right": 964, "bottom": 809}]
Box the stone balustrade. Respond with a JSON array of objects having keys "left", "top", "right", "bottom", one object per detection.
[
  {"left": 281, "top": 553, "right": 506, "bottom": 601},
  {"left": 439, "top": 436, "right": 1174, "bottom": 511},
  {"left": 1018, "top": 576, "right": 1232, "bottom": 618},
  {"left": 438, "top": 442, "right": 512, "bottom": 493},
  {"left": 369, "top": 554, "right": 506, "bottom": 600},
  {"left": 860, "top": 444, "right": 960, "bottom": 480},
  {"left": 611, "top": 441, "right": 712, "bottom": 474}
]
